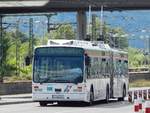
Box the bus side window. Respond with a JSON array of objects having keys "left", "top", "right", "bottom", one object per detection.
[
  {"left": 105, "top": 60, "right": 109, "bottom": 76},
  {"left": 117, "top": 60, "right": 121, "bottom": 77},
  {"left": 88, "top": 57, "right": 94, "bottom": 79},
  {"left": 118, "top": 60, "right": 122, "bottom": 77},
  {"left": 102, "top": 58, "right": 106, "bottom": 77},
  {"left": 89, "top": 58, "right": 93, "bottom": 78},
  {"left": 98, "top": 58, "right": 101, "bottom": 78},
  {"left": 91, "top": 57, "right": 97, "bottom": 78},
  {"left": 85, "top": 56, "right": 91, "bottom": 79},
  {"left": 114, "top": 59, "right": 118, "bottom": 77},
  {"left": 95, "top": 57, "right": 99, "bottom": 78},
  {"left": 120, "top": 60, "right": 124, "bottom": 77},
  {"left": 97, "top": 58, "right": 101, "bottom": 78},
  {"left": 107, "top": 59, "right": 111, "bottom": 77},
  {"left": 122, "top": 61, "right": 125, "bottom": 76},
  {"left": 124, "top": 60, "right": 128, "bottom": 76},
  {"left": 108, "top": 59, "right": 112, "bottom": 76}
]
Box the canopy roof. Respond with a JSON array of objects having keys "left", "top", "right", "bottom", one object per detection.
[{"left": 0, "top": 0, "right": 150, "bottom": 14}]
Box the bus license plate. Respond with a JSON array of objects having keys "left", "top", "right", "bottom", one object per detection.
[{"left": 52, "top": 95, "right": 64, "bottom": 99}]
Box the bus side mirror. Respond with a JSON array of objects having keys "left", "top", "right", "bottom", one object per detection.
[
  {"left": 25, "top": 56, "right": 31, "bottom": 66},
  {"left": 85, "top": 55, "right": 91, "bottom": 66}
]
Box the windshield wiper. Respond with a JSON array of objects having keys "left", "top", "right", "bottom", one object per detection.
[{"left": 39, "top": 78, "right": 50, "bottom": 84}]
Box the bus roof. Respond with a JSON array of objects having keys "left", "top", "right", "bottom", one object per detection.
[{"left": 35, "top": 39, "right": 127, "bottom": 54}]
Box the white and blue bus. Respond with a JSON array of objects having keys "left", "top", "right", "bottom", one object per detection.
[{"left": 32, "top": 40, "right": 128, "bottom": 106}]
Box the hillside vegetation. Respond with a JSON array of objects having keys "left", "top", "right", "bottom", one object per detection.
[{"left": 0, "top": 20, "right": 149, "bottom": 83}]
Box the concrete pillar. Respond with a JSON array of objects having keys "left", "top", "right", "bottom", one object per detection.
[{"left": 77, "top": 11, "right": 86, "bottom": 40}]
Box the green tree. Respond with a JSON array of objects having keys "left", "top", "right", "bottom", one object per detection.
[
  {"left": 50, "top": 24, "right": 75, "bottom": 39},
  {"left": 0, "top": 30, "right": 34, "bottom": 82},
  {"left": 110, "top": 27, "right": 128, "bottom": 49},
  {"left": 0, "top": 31, "right": 11, "bottom": 82},
  {"left": 128, "top": 47, "right": 145, "bottom": 68},
  {"left": 90, "top": 16, "right": 128, "bottom": 49}
]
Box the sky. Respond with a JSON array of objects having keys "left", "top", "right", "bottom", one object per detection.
[{"left": 3, "top": 10, "right": 150, "bottom": 50}]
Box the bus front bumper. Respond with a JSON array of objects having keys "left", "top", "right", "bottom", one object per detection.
[{"left": 32, "top": 93, "right": 89, "bottom": 102}]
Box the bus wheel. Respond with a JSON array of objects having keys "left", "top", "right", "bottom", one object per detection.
[
  {"left": 87, "top": 88, "right": 94, "bottom": 106},
  {"left": 39, "top": 101, "right": 47, "bottom": 106},
  {"left": 105, "top": 86, "right": 109, "bottom": 103},
  {"left": 118, "top": 86, "right": 126, "bottom": 101}
]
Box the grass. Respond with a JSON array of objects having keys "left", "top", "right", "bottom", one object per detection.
[
  {"left": 129, "top": 79, "right": 150, "bottom": 87},
  {"left": 3, "top": 76, "right": 150, "bottom": 87},
  {"left": 3, "top": 74, "right": 31, "bottom": 83}
]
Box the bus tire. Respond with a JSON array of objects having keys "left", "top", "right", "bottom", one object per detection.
[
  {"left": 39, "top": 101, "right": 47, "bottom": 106},
  {"left": 87, "top": 86, "right": 94, "bottom": 106},
  {"left": 104, "top": 85, "right": 109, "bottom": 103},
  {"left": 118, "top": 85, "right": 126, "bottom": 101}
]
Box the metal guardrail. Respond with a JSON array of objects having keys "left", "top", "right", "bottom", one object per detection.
[{"left": 129, "top": 68, "right": 150, "bottom": 73}]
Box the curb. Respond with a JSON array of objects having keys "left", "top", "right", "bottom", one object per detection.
[
  {"left": 1, "top": 96, "right": 32, "bottom": 99},
  {"left": 0, "top": 100, "right": 35, "bottom": 105}
]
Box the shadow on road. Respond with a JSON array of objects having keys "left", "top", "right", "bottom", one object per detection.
[
  {"left": 91, "top": 100, "right": 132, "bottom": 108},
  {"left": 38, "top": 100, "right": 132, "bottom": 108}
]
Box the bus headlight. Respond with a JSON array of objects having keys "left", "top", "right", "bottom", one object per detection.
[
  {"left": 73, "top": 85, "right": 86, "bottom": 92},
  {"left": 33, "top": 85, "right": 42, "bottom": 92}
]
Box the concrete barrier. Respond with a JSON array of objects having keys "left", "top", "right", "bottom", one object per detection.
[
  {"left": 0, "top": 72, "right": 149, "bottom": 95},
  {"left": 129, "top": 72, "right": 150, "bottom": 82},
  {"left": 0, "top": 82, "right": 32, "bottom": 95}
]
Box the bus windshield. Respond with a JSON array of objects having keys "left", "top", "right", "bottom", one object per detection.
[{"left": 33, "top": 47, "right": 84, "bottom": 83}]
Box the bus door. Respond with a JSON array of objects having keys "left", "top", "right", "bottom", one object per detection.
[
  {"left": 113, "top": 58, "right": 120, "bottom": 97},
  {"left": 110, "top": 53, "right": 114, "bottom": 97},
  {"left": 116, "top": 59, "right": 123, "bottom": 97}
]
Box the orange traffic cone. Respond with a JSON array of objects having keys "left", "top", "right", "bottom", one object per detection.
[
  {"left": 145, "top": 101, "right": 150, "bottom": 113},
  {"left": 138, "top": 98, "right": 143, "bottom": 113},
  {"left": 134, "top": 99, "right": 140, "bottom": 113}
]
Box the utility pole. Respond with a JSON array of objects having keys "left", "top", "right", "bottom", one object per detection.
[
  {"left": 0, "top": 16, "right": 3, "bottom": 80},
  {"left": 149, "top": 37, "right": 150, "bottom": 68},
  {"left": 15, "top": 20, "right": 20, "bottom": 76},
  {"left": 47, "top": 15, "right": 50, "bottom": 33},
  {"left": 92, "top": 14, "right": 96, "bottom": 41},
  {"left": 99, "top": 5, "right": 104, "bottom": 41},
  {"left": 46, "top": 13, "right": 57, "bottom": 33},
  {"left": 86, "top": 5, "right": 92, "bottom": 41},
  {"left": 149, "top": 37, "right": 150, "bottom": 54},
  {"left": 29, "top": 18, "right": 34, "bottom": 60}
]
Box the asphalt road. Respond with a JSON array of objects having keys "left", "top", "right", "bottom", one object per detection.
[{"left": 0, "top": 100, "right": 133, "bottom": 113}]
